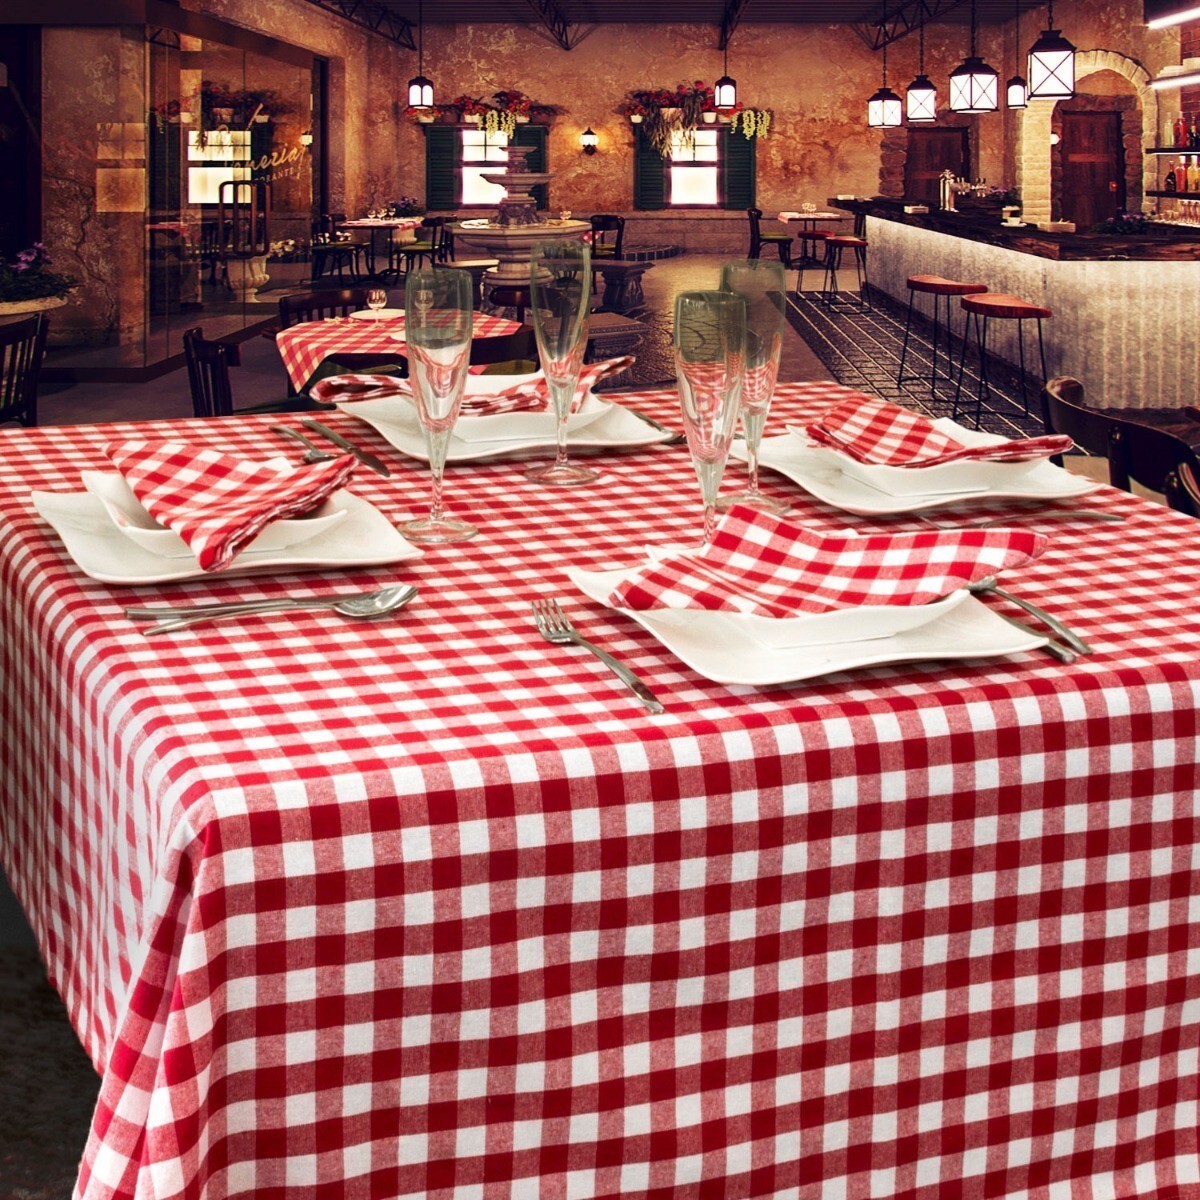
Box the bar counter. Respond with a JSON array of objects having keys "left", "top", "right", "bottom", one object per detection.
[{"left": 831, "top": 198, "right": 1200, "bottom": 409}]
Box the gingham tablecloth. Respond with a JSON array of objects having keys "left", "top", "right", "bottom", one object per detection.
[
  {"left": 275, "top": 313, "right": 522, "bottom": 391},
  {"left": 1, "top": 381, "right": 1198, "bottom": 1200}
]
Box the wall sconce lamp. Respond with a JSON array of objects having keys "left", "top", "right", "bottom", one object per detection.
[
  {"left": 581, "top": 127, "right": 598, "bottom": 155},
  {"left": 300, "top": 129, "right": 314, "bottom": 148}
]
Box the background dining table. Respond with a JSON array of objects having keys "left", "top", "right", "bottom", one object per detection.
[{"left": 0, "top": 380, "right": 1198, "bottom": 1200}]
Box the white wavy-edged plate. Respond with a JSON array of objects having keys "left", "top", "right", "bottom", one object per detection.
[
  {"left": 82, "top": 468, "right": 349, "bottom": 559},
  {"left": 740, "top": 429, "right": 1097, "bottom": 516},
  {"left": 32, "top": 488, "right": 420, "bottom": 585},
  {"left": 348, "top": 309, "right": 405, "bottom": 321},
  {"left": 568, "top": 566, "right": 1047, "bottom": 686},
  {"left": 337, "top": 392, "right": 674, "bottom": 462}
]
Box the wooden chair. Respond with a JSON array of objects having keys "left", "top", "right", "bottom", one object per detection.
[
  {"left": 747, "top": 208, "right": 792, "bottom": 266},
  {"left": 399, "top": 217, "right": 449, "bottom": 274},
  {"left": 278, "top": 288, "right": 371, "bottom": 329},
  {"left": 1177, "top": 459, "right": 1200, "bottom": 518},
  {"left": 1042, "top": 377, "right": 1200, "bottom": 512},
  {"left": 395, "top": 328, "right": 541, "bottom": 378},
  {"left": 311, "top": 216, "right": 366, "bottom": 282},
  {"left": 0, "top": 314, "right": 49, "bottom": 427},
  {"left": 590, "top": 215, "right": 625, "bottom": 261},
  {"left": 183, "top": 327, "right": 322, "bottom": 418}
]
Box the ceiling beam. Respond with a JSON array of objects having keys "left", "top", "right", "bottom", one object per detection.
[
  {"left": 524, "top": 0, "right": 575, "bottom": 50},
  {"left": 719, "top": 0, "right": 754, "bottom": 49},
  {"left": 857, "top": 0, "right": 970, "bottom": 51},
  {"left": 302, "top": 0, "right": 416, "bottom": 49}
]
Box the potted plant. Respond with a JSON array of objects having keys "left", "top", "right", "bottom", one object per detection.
[
  {"left": 0, "top": 243, "right": 78, "bottom": 319},
  {"left": 405, "top": 104, "right": 438, "bottom": 124},
  {"left": 494, "top": 90, "right": 533, "bottom": 128},
  {"left": 730, "top": 108, "right": 773, "bottom": 139},
  {"left": 391, "top": 196, "right": 424, "bottom": 217},
  {"left": 451, "top": 95, "right": 489, "bottom": 124},
  {"left": 623, "top": 82, "right": 734, "bottom": 157}
]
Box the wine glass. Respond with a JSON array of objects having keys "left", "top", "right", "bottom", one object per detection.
[
  {"left": 674, "top": 290, "right": 747, "bottom": 544},
  {"left": 399, "top": 268, "right": 477, "bottom": 544},
  {"left": 367, "top": 287, "right": 388, "bottom": 318},
  {"left": 715, "top": 259, "right": 787, "bottom": 515},
  {"left": 524, "top": 239, "right": 596, "bottom": 487}
]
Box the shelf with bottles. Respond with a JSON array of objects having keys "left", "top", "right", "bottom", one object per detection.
[{"left": 1149, "top": 151, "right": 1200, "bottom": 197}]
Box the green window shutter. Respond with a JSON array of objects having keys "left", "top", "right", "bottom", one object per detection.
[
  {"left": 424, "top": 125, "right": 458, "bottom": 211},
  {"left": 514, "top": 124, "right": 548, "bottom": 208},
  {"left": 633, "top": 129, "right": 666, "bottom": 211},
  {"left": 723, "top": 129, "right": 756, "bottom": 210}
]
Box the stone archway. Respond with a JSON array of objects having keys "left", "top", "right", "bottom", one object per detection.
[{"left": 1016, "top": 50, "right": 1155, "bottom": 224}]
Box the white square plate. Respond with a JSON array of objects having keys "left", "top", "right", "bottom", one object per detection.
[
  {"left": 33, "top": 487, "right": 421, "bottom": 585},
  {"left": 567, "top": 565, "right": 1046, "bottom": 686}
]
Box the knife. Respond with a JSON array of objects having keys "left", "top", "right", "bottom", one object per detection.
[{"left": 301, "top": 419, "right": 391, "bottom": 477}]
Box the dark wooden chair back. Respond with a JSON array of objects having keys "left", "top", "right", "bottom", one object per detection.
[
  {"left": 1042, "top": 377, "right": 1200, "bottom": 513},
  {"left": 183, "top": 326, "right": 241, "bottom": 419},
  {"left": 279, "top": 288, "right": 370, "bottom": 328},
  {"left": 747, "top": 207, "right": 765, "bottom": 258},
  {"left": 590, "top": 214, "right": 625, "bottom": 259},
  {"left": 468, "top": 326, "right": 539, "bottom": 368},
  {"left": 0, "top": 314, "right": 49, "bottom": 427},
  {"left": 1178, "top": 459, "right": 1200, "bottom": 517}
]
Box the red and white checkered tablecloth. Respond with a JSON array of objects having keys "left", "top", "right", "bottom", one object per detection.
[
  {"left": 275, "top": 313, "right": 522, "bottom": 391},
  {"left": 1, "top": 381, "right": 1198, "bottom": 1200}
]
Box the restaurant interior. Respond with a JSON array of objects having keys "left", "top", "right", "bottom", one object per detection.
[{"left": 3, "top": 1, "right": 1200, "bottom": 1199}]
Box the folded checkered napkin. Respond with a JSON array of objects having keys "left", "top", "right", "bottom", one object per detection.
[
  {"left": 334, "top": 356, "right": 634, "bottom": 417},
  {"left": 609, "top": 504, "right": 1046, "bottom": 618},
  {"left": 807, "top": 396, "right": 1072, "bottom": 466},
  {"left": 308, "top": 374, "right": 407, "bottom": 405},
  {"left": 105, "top": 440, "right": 356, "bottom": 572}
]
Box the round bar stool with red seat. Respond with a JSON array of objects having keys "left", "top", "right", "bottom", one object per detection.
[
  {"left": 795, "top": 229, "right": 831, "bottom": 292},
  {"left": 488, "top": 285, "right": 532, "bottom": 324},
  {"left": 953, "top": 293, "right": 1052, "bottom": 427},
  {"left": 897, "top": 275, "right": 987, "bottom": 394},
  {"left": 820, "top": 235, "right": 869, "bottom": 309}
]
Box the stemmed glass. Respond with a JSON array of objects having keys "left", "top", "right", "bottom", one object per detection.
[
  {"left": 715, "top": 259, "right": 787, "bottom": 514},
  {"left": 674, "top": 290, "right": 747, "bottom": 544},
  {"left": 524, "top": 239, "right": 596, "bottom": 486},
  {"left": 399, "top": 269, "right": 477, "bottom": 544},
  {"left": 366, "top": 287, "right": 388, "bottom": 318}
]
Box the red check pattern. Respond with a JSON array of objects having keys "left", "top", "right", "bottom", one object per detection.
[
  {"left": 808, "top": 396, "right": 1073, "bottom": 466},
  {"left": 308, "top": 373, "right": 409, "bottom": 405},
  {"left": 0, "top": 380, "right": 1198, "bottom": 1200},
  {"left": 105, "top": 439, "right": 357, "bottom": 571},
  {"left": 275, "top": 313, "right": 522, "bottom": 391},
  {"left": 610, "top": 504, "right": 1045, "bottom": 617}
]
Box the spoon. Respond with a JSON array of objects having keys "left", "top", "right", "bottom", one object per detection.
[
  {"left": 271, "top": 425, "right": 337, "bottom": 463},
  {"left": 132, "top": 584, "right": 418, "bottom": 636},
  {"left": 967, "top": 576, "right": 1091, "bottom": 655}
]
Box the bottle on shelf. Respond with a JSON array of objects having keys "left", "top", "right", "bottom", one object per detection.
[
  {"left": 1191, "top": 118, "right": 1199, "bottom": 149},
  {"left": 1188, "top": 155, "right": 1200, "bottom": 192},
  {"left": 1175, "top": 114, "right": 1188, "bottom": 147},
  {"left": 1166, "top": 158, "right": 1178, "bottom": 192}
]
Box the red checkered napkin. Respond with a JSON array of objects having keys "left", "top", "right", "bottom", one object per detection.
[
  {"left": 308, "top": 374, "right": 408, "bottom": 405},
  {"left": 105, "top": 439, "right": 356, "bottom": 572},
  {"left": 807, "top": 396, "right": 1072, "bottom": 467},
  {"left": 609, "top": 504, "right": 1046, "bottom": 618}
]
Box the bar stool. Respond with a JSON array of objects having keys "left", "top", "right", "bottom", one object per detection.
[
  {"left": 794, "top": 229, "right": 830, "bottom": 292},
  {"left": 897, "top": 275, "right": 987, "bottom": 393},
  {"left": 820, "top": 235, "right": 869, "bottom": 309},
  {"left": 489, "top": 285, "right": 531, "bottom": 323},
  {"left": 954, "top": 293, "right": 1052, "bottom": 426}
]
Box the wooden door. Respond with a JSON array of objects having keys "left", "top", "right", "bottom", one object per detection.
[
  {"left": 1060, "top": 112, "right": 1124, "bottom": 228},
  {"left": 904, "top": 129, "right": 970, "bottom": 206}
]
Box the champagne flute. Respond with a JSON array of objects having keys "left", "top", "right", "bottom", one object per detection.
[
  {"left": 715, "top": 259, "right": 787, "bottom": 514},
  {"left": 367, "top": 287, "right": 388, "bottom": 318},
  {"left": 400, "top": 269, "right": 477, "bottom": 544},
  {"left": 674, "top": 291, "right": 747, "bottom": 545},
  {"left": 524, "top": 239, "right": 596, "bottom": 486}
]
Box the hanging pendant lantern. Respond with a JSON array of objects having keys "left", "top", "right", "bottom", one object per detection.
[
  {"left": 906, "top": 18, "right": 938, "bottom": 123},
  {"left": 949, "top": 0, "right": 999, "bottom": 114},
  {"left": 1028, "top": 0, "right": 1076, "bottom": 99},
  {"left": 867, "top": 20, "right": 903, "bottom": 128},
  {"left": 407, "top": 0, "right": 435, "bottom": 109},
  {"left": 714, "top": 40, "right": 737, "bottom": 109},
  {"left": 1007, "top": 0, "right": 1028, "bottom": 108}
]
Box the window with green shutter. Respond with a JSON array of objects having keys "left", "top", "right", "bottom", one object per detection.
[
  {"left": 632, "top": 126, "right": 755, "bottom": 211},
  {"left": 423, "top": 125, "right": 549, "bottom": 211}
]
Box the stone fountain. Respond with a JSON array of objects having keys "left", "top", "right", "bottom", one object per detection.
[{"left": 453, "top": 143, "right": 591, "bottom": 292}]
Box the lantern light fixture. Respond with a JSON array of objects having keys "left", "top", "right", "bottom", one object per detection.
[
  {"left": 407, "top": 0, "right": 435, "bottom": 110},
  {"left": 906, "top": 17, "right": 938, "bottom": 123},
  {"left": 581, "top": 127, "right": 598, "bottom": 154},
  {"left": 1006, "top": 0, "right": 1028, "bottom": 109},
  {"left": 949, "top": 0, "right": 999, "bottom": 114},
  {"left": 867, "top": 39, "right": 903, "bottom": 128},
  {"left": 1028, "top": 0, "right": 1076, "bottom": 100},
  {"left": 714, "top": 39, "right": 737, "bottom": 109}
]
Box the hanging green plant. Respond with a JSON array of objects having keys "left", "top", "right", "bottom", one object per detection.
[
  {"left": 483, "top": 107, "right": 517, "bottom": 138},
  {"left": 731, "top": 108, "right": 772, "bottom": 139}
]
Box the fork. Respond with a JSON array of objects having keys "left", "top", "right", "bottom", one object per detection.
[
  {"left": 271, "top": 425, "right": 337, "bottom": 463},
  {"left": 531, "top": 599, "right": 665, "bottom": 714},
  {"left": 918, "top": 510, "right": 1124, "bottom": 530}
]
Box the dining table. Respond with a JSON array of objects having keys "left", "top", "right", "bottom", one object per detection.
[
  {"left": 275, "top": 313, "right": 523, "bottom": 393},
  {"left": 338, "top": 217, "right": 426, "bottom": 281},
  {"left": 1, "top": 379, "right": 1199, "bottom": 1200}
]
